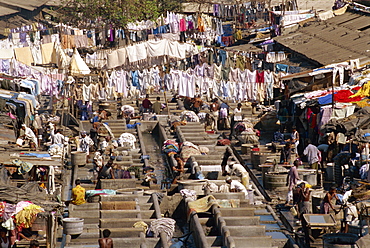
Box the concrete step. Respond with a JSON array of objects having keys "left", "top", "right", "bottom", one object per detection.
[
  {"left": 100, "top": 218, "right": 153, "bottom": 228},
  {"left": 65, "top": 238, "right": 100, "bottom": 247},
  {"left": 223, "top": 216, "right": 260, "bottom": 226},
  {"left": 228, "top": 225, "right": 266, "bottom": 237},
  {"left": 206, "top": 236, "right": 223, "bottom": 247},
  {"left": 112, "top": 237, "right": 161, "bottom": 247},
  {"left": 100, "top": 195, "right": 151, "bottom": 204},
  {"left": 138, "top": 203, "right": 153, "bottom": 210},
  {"left": 69, "top": 210, "right": 100, "bottom": 219},
  {"left": 219, "top": 208, "right": 255, "bottom": 217},
  {"left": 195, "top": 160, "right": 223, "bottom": 165},
  {"left": 82, "top": 218, "right": 100, "bottom": 225},
  {"left": 100, "top": 210, "right": 155, "bottom": 219},
  {"left": 114, "top": 161, "right": 134, "bottom": 166},
  {"left": 72, "top": 231, "right": 100, "bottom": 239},
  {"left": 100, "top": 228, "right": 143, "bottom": 237},
  {"left": 70, "top": 203, "right": 99, "bottom": 211},
  {"left": 233, "top": 236, "right": 272, "bottom": 248}
]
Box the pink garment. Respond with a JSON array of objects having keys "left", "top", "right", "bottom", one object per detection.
[
  {"left": 179, "top": 19, "right": 187, "bottom": 32},
  {"left": 15, "top": 201, "right": 32, "bottom": 214},
  {"left": 6, "top": 112, "right": 16, "bottom": 119}
]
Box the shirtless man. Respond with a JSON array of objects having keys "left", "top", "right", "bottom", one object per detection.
[
  {"left": 98, "top": 229, "right": 113, "bottom": 248},
  {"left": 191, "top": 97, "right": 203, "bottom": 114},
  {"left": 320, "top": 187, "right": 339, "bottom": 214},
  {"left": 297, "top": 182, "right": 311, "bottom": 218},
  {"left": 172, "top": 154, "right": 185, "bottom": 184}
]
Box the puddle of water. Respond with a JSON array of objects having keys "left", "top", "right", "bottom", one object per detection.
[
  {"left": 268, "top": 231, "right": 287, "bottom": 239},
  {"left": 141, "top": 132, "right": 169, "bottom": 185},
  {"left": 257, "top": 215, "right": 275, "bottom": 222}
]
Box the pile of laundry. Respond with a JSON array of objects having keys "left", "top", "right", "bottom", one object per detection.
[
  {"left": 148, "top": 218, "right": 176, "bottom": 241},
  {"left": 162, "top": 140, "right": 179, "bottom": 156},
  {"left": 121, "top": 105, "right": 135, "bottom": 116},
  {"left": 86, "top": 189, "right": 116, "bottom": 198},
  {"left": 48, "top": 144, "right": 65, "bottom": 156},
  {"left": 118, "top": 133, "right": 137, "bottom": 149},
  {"left": 180, "top": 189, "right": 197, "bottom": 201},
  {"left": 180, "top": 141, "right": 209, "bottom": 162},
  {"left": 0, "top": 200, "right": 44, "bottom": 230},
  {"left": 12, "top": 159, "right": 33, "bottom": 175},
  {"left": 181, "top": 110, "right": 199, "bottom": 122},
  {"left": 170, "top": 120, "right": 187, "bottom": 133}
]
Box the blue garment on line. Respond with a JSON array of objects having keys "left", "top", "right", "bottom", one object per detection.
[
  {"left": 218, "top": 50, "right": 227, "bottom": 66},
  {"left": 131, "top": 71, "right": 139, "bottom": 88},
  {"left": 275, "top": 63, "right": 289, "bottom": 73},
  {"left": 318, "top": 94, "right": 334, "bottom": 105}
]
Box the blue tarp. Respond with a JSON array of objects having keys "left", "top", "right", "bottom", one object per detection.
[{"left": 23, "top": 153, "right": 51, "bottom": 158}]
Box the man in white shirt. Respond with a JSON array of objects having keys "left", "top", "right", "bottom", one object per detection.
[
  {"left": 78, "top": 131, "right": 94, "bottom": 156},
  {"left": 343, "top": 197, "right": 358, "bottom": 233},
  {"left": 303, "top": 140, "right": 320, "bottom": 170},
  {"left": 229, "top": 103, "right": 243, "bottom": 140},
  {"left": 51, "top": 126, "right": 67, "bottom": 145},
  {"left": 19, "top": 124, "right": 38, "bottom": 149},
  {"left": 225, "top": 162, "right": 250, "bottom": 189},
  {"left": 226, "top": 177, "right": 248, "bottom": 199}
]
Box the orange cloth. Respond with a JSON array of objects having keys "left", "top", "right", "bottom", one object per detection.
[
  {"left": 198, "top": 16, "right": 205, "bottom": 32},
  {"left": 71, "top": 185, "right": 86, "bottom": 205}
]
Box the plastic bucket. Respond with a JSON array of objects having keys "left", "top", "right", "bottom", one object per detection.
[
  {"left": 323, "top": 233, "right": 358, "bottom": 248},
  {"left": 71, "top": 152, "right": 86, "bottom": 166},
  {"left": 177, "top": 180, "right": 208, "bottom": 195},
  {"left": 63, "top": 218, "right": 84, "bottom": 235}
]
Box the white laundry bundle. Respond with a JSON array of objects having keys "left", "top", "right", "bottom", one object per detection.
[
  {"left": 181, "top": 110, "right": 199, "bottom": 122},
  {"left": 149, "top": 218, "right": 176, "bottom": 241},
  {"left": 118, "top": 133, "right": 136, "bottom": 149},
  {"left": 180, "top": 189, "right": 197, "bottom": 201}
]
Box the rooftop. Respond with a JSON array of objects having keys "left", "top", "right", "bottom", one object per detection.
[
  {"left": 274, "top": 11, "right": 370, "bottom": 66},
  {"left": 0, "top": 0, "right": 48, "bottom": 15}
]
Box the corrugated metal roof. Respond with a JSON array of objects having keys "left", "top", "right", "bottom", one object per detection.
[
  {"left": 0, "top": 6, "right": 18, "bottom": 16},
  {"left": 181, "top": 3, "right": 213, "bottom": 13},
  {"left": 0, "top": 0, "right": 48, "bottom": 11},
  {"left": 274, "top": 12, "right": 370, "bottom": 65}
]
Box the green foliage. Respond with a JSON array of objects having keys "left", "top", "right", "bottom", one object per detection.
[{"left": 60, "top": 0, "right": 182, "bottom": 27}]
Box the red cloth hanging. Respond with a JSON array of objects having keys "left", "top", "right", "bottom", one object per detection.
[
  {"left": 256, "top": 71, "right": 264, "bottom": 83},
  {"left": 334, "top": 90, "right": 362, "bottom": 102}
]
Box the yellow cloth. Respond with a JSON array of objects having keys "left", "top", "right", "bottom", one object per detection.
[
  {"left": 351, "top": 81, "right": 370, "bottom": 98},
  {"left": 71, "top": 185, "right": 86, "bottom": 205},
  {"left": 133, "top": 221, "right": 148, "bottom": 233},
  {"left": 241, "top": 171, "right": 249, "bottom": 189},
  {"left": 333, "top": 4, "right": 348, "bottom": 15},
  {"left": 235, "top": 30, "right": 242, "bottom": 40},
  {"left": 15, "top": 204, "right": 43, "bottom": 228},
  {"left": 41, "top": 42, "right": 56, "bottom": 64},
  {"left": 188, "top": 195, "right": 219, "bottom": 213},
  {"left": 355, "top": 99, "right": 370, "bottom": 108},
  {"left": 14, "top": 47, "right": 34, "bottom": 66}
]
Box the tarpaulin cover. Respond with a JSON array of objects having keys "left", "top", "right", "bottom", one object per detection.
[{"left": 322, "top": 106, "right": 370, "bottom": 136}]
